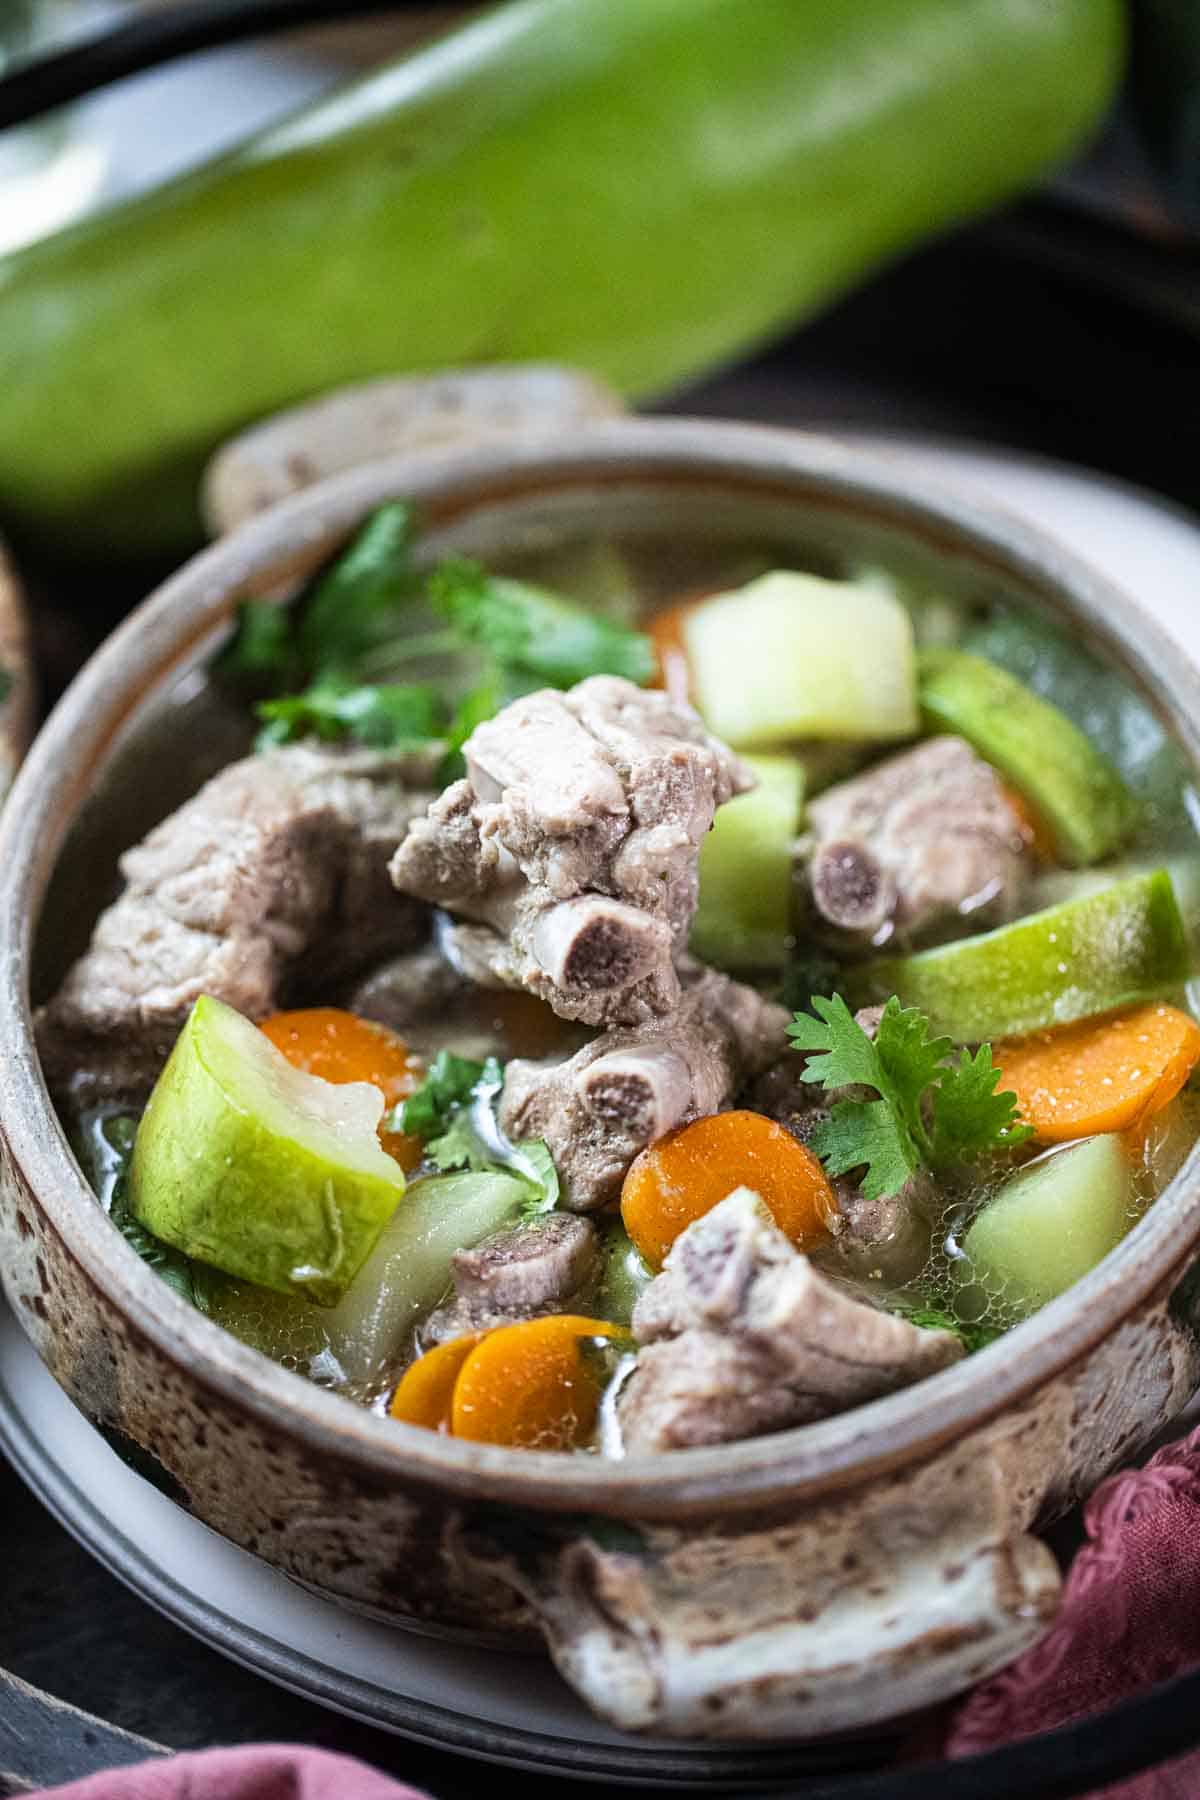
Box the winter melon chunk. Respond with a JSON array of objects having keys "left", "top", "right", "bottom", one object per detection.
[
  {"left": 959, "top": 1134, "right": 1132, "bottom": 1319},
  {"left": 682, "top": 570, "right": 918, "bottom": 748},
  {"left": 130, "top": 994, "right": 407, "bottom": 1305},
  {"left": 691, "top": 753, "right": 805, "bottom": 969}
]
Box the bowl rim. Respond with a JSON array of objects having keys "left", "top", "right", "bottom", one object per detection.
[{"left": 4, "top": 415, "right": 1200, "bottom": 1520}]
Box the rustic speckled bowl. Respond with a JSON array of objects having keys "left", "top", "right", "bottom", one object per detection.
[{"left": 2, "top": 420, "right": 1200, "bottom": 1741}]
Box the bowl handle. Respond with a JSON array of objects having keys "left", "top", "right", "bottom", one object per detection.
[
  {"left": 462, "top": 1432, "right": 1061, "bottom": 1739},
  {"left": 201, "top": 366, "right": 625, "bottom": 536}
]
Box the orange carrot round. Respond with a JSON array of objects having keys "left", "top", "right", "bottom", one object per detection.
[
  {"left": 390, "top": 1334, "right": 487, "bottom": 1433},
  {"left": 450, "top": 1315, "right": 625, "bottom": 1450},
  {"left": 260, "top": 1007, "right": 424, "bottom": 1170},
  {"left": 995, "top": 1003, "right": 1200, "bottom": 1145},
  {"left": 998, "top": 782, "right": 1057, "bottom": 864},
  {"left": 648, "top": 595, "right": 704, "bottom": 704},
  {"left": 620, "top": 1109, "right": 836, "bottom": 1270}
]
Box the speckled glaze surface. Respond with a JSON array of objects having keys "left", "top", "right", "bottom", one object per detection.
[{"left": 2, "top": 421, "right": 1200, "bottom": 1740}]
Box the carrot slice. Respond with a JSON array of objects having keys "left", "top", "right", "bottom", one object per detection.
[
  {"left": 390, "top": 1334, "right": 487, "bottom": 1432},
  {"left": 648, "top": 596, "right": 703, "bottom": 704},
  {"left": 260, "top": 1007, "right": 424, "bottom": 1170},
  {"left": 450, "top": 1315, "right": 625, "bottom": 1450},
  {"left": 620, "top": 1109, "right": 836, "bottom": 1270},
  {"left": 995, "top": 1003, "right": 1200, "bottom": 1145},
  {"left": 998, "top": 782, "right": 1056, "bottom": 864}
]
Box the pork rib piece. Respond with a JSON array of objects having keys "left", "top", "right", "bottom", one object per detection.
[
  {"left": 617, "top": 1188, "right": 962, "bottom": 1455},
  {"left": 749, "top": 1011, "right": 935, "bottom": 1284},
  {"left": 389, "top": 676, "right": 752, "bottom": 1026},
  {"left": 38, "top": 743, "right": 432, "bottom": 1100},
  {"left": 803, "top": 735, "right": 1031, "bottom": 949},
  {"left": 499, "top": 962, "right": 788, "bottom": 1212},
  {"left": 422, "top": 1214, "right": 600, "bottom": 1345}
]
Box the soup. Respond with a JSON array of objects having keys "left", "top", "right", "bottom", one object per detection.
[{"left": 37, "top": 501, "right": 1200, "bottom": 1457}]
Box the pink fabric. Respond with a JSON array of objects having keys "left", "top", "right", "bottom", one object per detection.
[
  {"left": 31, "top": 1744, "right": 431, "bottom": 1800},
  {"left": 946, "top": 1420, "right": 1200, "bottom": 1798}
]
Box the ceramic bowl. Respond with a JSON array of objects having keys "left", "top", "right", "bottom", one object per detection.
[{"left": 2, "top": 419, "right": 1199, "bottom": 1740}]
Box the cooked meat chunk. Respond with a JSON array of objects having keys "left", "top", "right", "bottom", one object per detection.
[
  {"left": 498, "top": 963, "right": 788, "bottom": 1211},
  {"left": 350, "top": 941, "right": 476, "bottom": 1035},
  {"left": 349, "top": 936, "right": 591, "bottom": 1066},
  {"left": 803, "top": 736, "right": 1031, "bottom": 949},
  {"left": 750, "top": 1020, "right": 935, "bottom": 1285},
  {"left": 389, "top": 677, "right": 752, "bottom": 1026},
  {"left": 38, "top": 743, "right": 432, "bottom": 1100},
  {"left": 823, "top": 1171, "right": 936, "bottom": 1286},
  {"left": 617, "top": 1189, "right": 962, "bottom": 1454},
  {"left": 422, "top": 1214, "right": 599, "bottom": 1345},
  {"left": 747, "top": 1001, "right": 888, "bottom": 1133},
  {"left": 454, "top": 1213, "right": 598, "bottom": 1309},
  {"left": 748, "top": 1056, "right": 828, "bottom": 1141}
]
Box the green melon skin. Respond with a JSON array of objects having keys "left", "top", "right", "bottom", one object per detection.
[
  {"left": 683, "top": 571, "right": 919, "bottom": 748},
  {"left": 129, "top": 995, "right": 407, "bottom": 1306},
  {"left": 202, "top": 1171, "right": 529, "bottom": 1385},
  {"left": 0, "top": 0, "right": 1123, "bottom": 560},
  {"left": 959, "top": 1134, "right": 1132, "bottom": 1319},
  {"left": 859, "top": 870, "right": 1192, "bottom": 1042},
  {"left": 691, "top": 753, "right": 805, "bottom": 970},
  {"left": 917, "top": 648, "right": 1138, "bottom": 866},
  {"left": 319, "top": 1171, "right": 529, "bottom": 1384}
]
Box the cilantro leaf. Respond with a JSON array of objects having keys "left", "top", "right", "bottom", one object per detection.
[
  {"left": 812, "top": 1097, "right": 917, "bottom": 1201},
  {"left": 427, "top": 1114, "right": 559, "bottom": 1216},
  {"left": 220, "top": 505, "right": 657, "bottom": 775},
  {"left": 872, "top": 1001, "right": 952, "bottom": 1135},
  {"left": 510, "top": 1139, "right": 560, "bottom": 1216},
  {"left": 219, "top": 502, "right": 420, "bottom": 699},
  {"left": 396, "top": 1050, "right": 495, "bottom": 1142},
  {"left": 426, "top": 1110, "right": 495, "bottom": 1175},
  {"left": 929, "top": 1045, "right": 1033, "bottom": 1164},
  {"left": 436, "top": 679, "right": 505, "bottom": 787},
  {"left": 790, "top": 993, "right": 1029, "bottom": 1198},
  {"left": 91, "top": 1116, "right": 216, "bottom": 1316},
  {"left": 110, "top": 1184, "right": 217, "bottom": 1313},
  {"left": 787, "top": 992, "right": 883, "bottom": 1091},
  {"left": 297, "top": 501, "right": 420, "bottom": 675},
  {"left": 394, "top": 1050, "right": 561, "bottom": 1212},
  {"left": 430, "top": 558, "right": 656, "bottom": 689},
  {"left": 254, "top": 678, "right": 447, "bottom": 751},
  {"left": 887, "top": 1300, "right": 1002, "bottom": 1354},
  {"left": 216, "top": 599, "right": 297, "bottom": 688}
]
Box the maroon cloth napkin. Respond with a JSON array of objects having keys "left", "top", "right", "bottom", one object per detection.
[
  {"left": 945, "top": 1419, "right": 1200, "bottom": 1797},
  {"left": 30, "top": 1744, "right": 431, "bottom": 1800}
]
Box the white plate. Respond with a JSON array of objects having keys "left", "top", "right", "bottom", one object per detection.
[{"left": 3, "top": 437, "right": 1200, "bottom": 1785}]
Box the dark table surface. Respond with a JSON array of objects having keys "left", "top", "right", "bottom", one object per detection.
[{"left": 3, "top": 200, "right": 1200, "bottom": 1799}]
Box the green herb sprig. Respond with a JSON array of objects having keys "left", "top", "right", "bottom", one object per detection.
[
  {"left": 395, "top": 1050, "right": 560, "bottom": 1215},
  {"left": 429, "top": 557, "right": 656, "bottom": 690},
  {"left": 218, "top": 503, "right": 654, "bottom": 769},
  {"left": 887, "top": 1299, "right": 1002, "bottom": 1355},
  {"left": 788, "top": 993, "right": 1030, "bottom": 1200},
  {"left": 87, "top": 1113, "right": 217, "bottom": 1313}
]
